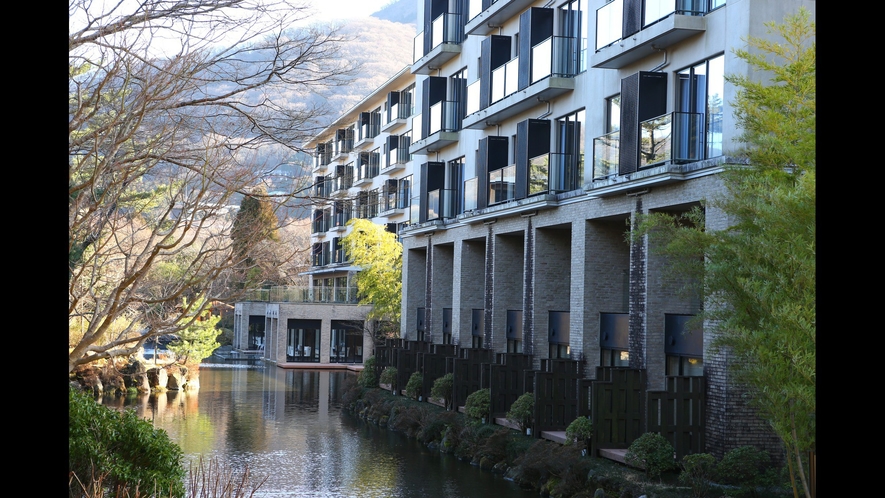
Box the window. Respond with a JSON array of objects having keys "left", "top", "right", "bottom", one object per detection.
[
  {"left": 664, "top": 314, "right": 704, "bottom": 376},
  {"left": 555, "top": 109, "right": 585, "bottom": 192},
  {"left": 559, "top": 0, "right": 588, "bottom": 73},
  {"left": 676, "top": 54, "right": 724, "bottom": 160},
  {"left": 448, "top": 156, "right": 465, "bottom": 216},
  {"left": 606, "top": 94, "right": 620, "bottom": 133}
]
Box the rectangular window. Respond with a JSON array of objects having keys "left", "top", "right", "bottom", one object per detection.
[
  {"left": 676, "top": 54, "right": 724, "bottom": 161},
  {"left": 555, "top": 108, "right": 585, "bottom": 192},
  {"left": 559, "top": 0, "right": 588, "bottom": 73}
]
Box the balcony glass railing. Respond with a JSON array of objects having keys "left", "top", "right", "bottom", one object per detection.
[
  {"left": 645, "top": 0, "right": 706, "bottom": 26},
  {"left": 243, "top": 286, "right": 361, "bottom": 304},
  {"left": 592, "top": 130, "right": 619, "bottom": 180},
  {"left": 465, "top": 79, "right": 481, "bottom": 115},
  {"left": 491, "top": 56, "right": 520, "bottom": 104},
  {"left": 531, "top": 36, "right": 577, "bottom": 84},
  {"left": 489, "top": 165, "right": 516, "bottom": 205},
  {"left": 333, "top": 174, "right": 353, "bottom": 192},
  {"left": 463, "top": 177, "right": 477, "bottom": 212},
  {"left": 430, "top": 13, "right": 463, "bottom": 49},
  {"left": 428, "top": 100, "right": 461, "bottom": 136},
  {"left": 468, "top": 0, "right": 482, "bottom": 22},
  {"left": 639, "top": 114, "right": 673, "bottom": 167},
  {"left": 528, "top": 152, "right": 573, "bottom": 195},
  {"left": 414, "top": 32, "right": 424, "bottom": 63},
  {"left": 410, "top": 195, "right": 421, "bottom": 224},
  {"left": 596, "top": 0, "right": 623, "bottom": 50},
  {"left": 426, "top": 188, "right": 456, "bottom": 221},
  {"left": 412, "top": 113, "right": 422, "bottom": 140},
  {"left": 597, "top": 0, "right": 706, "bottom": 50}
]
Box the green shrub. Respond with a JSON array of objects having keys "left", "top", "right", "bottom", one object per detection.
[
  {"left": 506, "top": 392, "right": 534, "bottom": 431},
  {"left": 679, "top": 453, "right": 717, "bottom": 498},
  {"left": 358, "top": 356, "right": 378, "bottom": 388},
  {"left": 405, "top": 371, "right": 423, "bottom": 400},
  {"left": 624, "top": 432, "right": 675, "bottom": 482},
  {"left": 430, "top": 373, "right": 454, "bottom": 410},
  {"left": 465, "top": 388, "right": 491, "bottom": 421},
  {"left": 716, "top": 445, "right": 774, "bottom": 493},
  {"left": 564, "top": 416, "right": 593, "bottom": 448},
  {"left": 379, "top": 366, "right": 398, "bottom": 389},
  {"left": 69, "top": 387, "right": 186, "bottom": 497}
]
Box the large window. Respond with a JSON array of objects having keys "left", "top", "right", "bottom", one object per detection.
[
  {"left": 556, "top": 109, "right": 585, "bottom": 192},
  {"left": 676, "top": 54, "right": 724, "bottom": 160},
  {"left": 560, "top": 0, "right": 588, "bottom": 73}
]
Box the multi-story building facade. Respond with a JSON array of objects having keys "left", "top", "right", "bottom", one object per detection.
[
  {"left": 385, "top": 0, "right": 814, "bottom": 460},
  {"left": 233, "top": 66, "right": 424, "bottom": 366},
  {"left": 234, "top": 0, "right": 813, "bottom": 462}
]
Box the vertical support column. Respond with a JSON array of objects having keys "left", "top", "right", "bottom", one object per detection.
[
  {"left": 628, "top": 197, "right": 646, "bottom": 370},
  {"left": 523, "top": 216, "right": 535, "bottom": 357},
  {"left": 484, "top": 223, "right": 494, "bottom": 349},
  {"left": 425, "top": 234, "right": 434, "bottom": 342},
  {"left": 570, "top": 218, "right": 586, "bottom": 365}
]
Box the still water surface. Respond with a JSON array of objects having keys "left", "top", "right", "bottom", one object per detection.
[{"left": 102, "top": 363, "right": 536, "bottom": 498}]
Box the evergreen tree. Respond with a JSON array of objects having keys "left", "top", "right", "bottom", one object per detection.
[
  {"left": 635, "top": 8, "right": 814, "bottom": 497},
  {"left": 168, "top": 297, "right": 222, "bottom": 367},
  {"left": 231, "top": 185, "right": 282, "bottom": 288}
]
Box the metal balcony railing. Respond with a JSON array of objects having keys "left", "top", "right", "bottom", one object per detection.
[
  {"left": 426, "top": 188, "right": 457, "bottom": 221},
  {"left": 243, "top": 286, "right": 362, "bottom": 304},
  {"left": 596, "top": 0, "right": 706, "bottom": 50},
  {"left": 528, "top": 152, "right": 574, "bottom": 195},
  {"left": 592, "top": 130, "right": 620, "bottom": 180},
  {"left": 489, "top": 165, "right": 516, "bottom": 205}
]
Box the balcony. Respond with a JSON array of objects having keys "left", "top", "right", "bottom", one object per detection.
[
  {"left": 488, "top": 165, "right": 516, "bottom": 205},
  {"left": 465, "top": 0, "right": 535, "bottom": 37},
  {"left": 331, "top": 174, "right": 353, "bottom": 197},
  {"left": 354, "top": 153, "right": 380, "bottom": 187},
  {"left": 381, "top": 145, "right": 411, "bottom": 175},
  {"left": 592, "top": 0, "right": 706, "bottom": 69},
  {"left": 412, "top": 13, "right": 463, "bottom": 75},
  {"left": 243, "top": 286, "right": 361, "bottom": 304},
  {"left": 382, "top": 102, "right": 411, "bottom": 132},
  {"left": 528, "top": 152, "right": 574, "bottom": 195},
  {"left": 409, "top": 102, "right": 461, "bottom": 154},
  {"left": 426, "top": 188, "right": 457, "bottom": 221},
  {"left": 589, "top": 112, "right": 723, "bottom": 197},
  {"left": 462, "top": 36, "right": 576, "bottom": 130}
]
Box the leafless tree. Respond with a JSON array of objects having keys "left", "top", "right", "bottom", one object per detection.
[{"left": 68, "top": 0, "right": 356, "bottom": 372}]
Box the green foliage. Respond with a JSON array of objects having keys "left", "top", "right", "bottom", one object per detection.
[
  {"left": 625, "top": 432, "right": 675, "bottom": 481},
  {"left": 379, "top": 366, "right": 398, "bottom": 388},
  {"left": 564, "top": 416, "right": 593, "bottom": 447},
  {"left": 405, "top": 371, "right": 423, "bottom": 400},
  {"left": 69, "top": 387, "right": 186, "bottom": 497},
  {"left": 430, "top": 373, "right": 454, "bottom": 410},
  {"left": 465, "top": 388, "right": 491, "bottom": 421},
  {"left": 679, "top": 453, "right": 717, "bottom": 498},
  {"left": 358, "top": 356, "right": 378, "bottom": 388},
  {"left": 231, "top": 185, "right": 282, "bottom": 288},
  {"left": 506, "top": 392, "right": 534, "bottom": 431},
  {"left": 339, "top": 219, "right": 402, "bottom": 334},
  {"left": 168, "top": 297, "right": 221, "bottom": 367},
  {"left": 632, "top": 8, "right": 815, "bottom": 496},
  {"left": 716, "top": 445, "right": 775, "bottom": 493}
]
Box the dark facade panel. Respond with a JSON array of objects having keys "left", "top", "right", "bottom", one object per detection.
[
  {"left": 619, "top": 71, "right": 667, "bottom": 174},
  {"left": 419, "top": 161, "right": 445, "bottom": 223},
  {"left": 518, "top": 8, "right": 554, "bottom": 91},
  {"left": 421, "top": 76, "right": 448, "bottom": 139},
  {"left": 506, "top": 310, "right": 523, "bottom": 340},
  {"left": 477, "top": 136, "right": 508, "bottom": 209},
  {"left": 622, "top": 0, "right": 642, "bottom": 39},
  {"left": 515, "top": 118, "right": 551, "bottom": 199},
  {"left": 600, "top": 313, "right": 629, "bottom": 349},
  {"left": 548, "top": 311, "right": 570, "bottom": 345},
  {"left": 481, "top": 35, "right": 512, "bottom": 109}
]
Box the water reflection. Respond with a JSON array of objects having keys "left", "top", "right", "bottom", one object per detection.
[{"left": 103, "top": 364, "right": 535, "bottom": 498}]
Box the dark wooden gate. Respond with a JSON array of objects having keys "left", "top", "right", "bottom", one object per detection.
[
  {"left": 420, "top": 343, "right": 457, "bottom": 397},
  {"left": 373, "top": 338, "right": 403, "bottom": 369},
  {"left": 489, "top": 353, "right": 534, "bottom": 418},
  {"left": 533, "top": 359, "right": 583, "bottom": 435},
  {"left": 452, "top": 347, "right": 494, "bottom": 410},
  {"left": 395, "top": 340, "right": 430, "bottom": 393},
  {"left": 647, "top": 376, "right": 706, "bottom": 459},
  {"left": 591, "top": 367, "right": 645, "bottom": 456}
]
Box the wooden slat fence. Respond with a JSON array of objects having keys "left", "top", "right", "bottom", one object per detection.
[
  {"left": 489, "top": 353, "right": 534, "bottom": 418},
  {"left": 533, "top": 359, "right": 583, "bottom": 436},
  {"left": 591, "top": 367, "right": 645, "bottom": 456},
  {"left": 647, "top": 376, "right": 705, "bottom": 459}
]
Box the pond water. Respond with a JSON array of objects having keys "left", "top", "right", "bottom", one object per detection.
[{"left": 100, "top": 362, "right": 536, "bottom": 498}]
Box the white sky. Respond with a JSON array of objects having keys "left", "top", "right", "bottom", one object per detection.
[{"left": 306, "top": 0, "right": 397, "bottom": 22}]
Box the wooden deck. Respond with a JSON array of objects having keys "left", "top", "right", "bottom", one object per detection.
[{"left": 275, "top": 362, "right": 364, "bottom": 372}]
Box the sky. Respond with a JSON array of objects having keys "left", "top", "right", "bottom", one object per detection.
[{"left": 305, "top": 0, "right": 396, "bottom": 22}]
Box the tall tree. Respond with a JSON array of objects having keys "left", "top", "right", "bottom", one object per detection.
[
  {"left": 231, "top": 185, "right": 282, "bottom": 288},
  {"left": 339, "top": 219, "right": 402, "bottom": 341},
  {"left": 636, "top": 8, "right": 814, "bottom": 497},
  {"left": 167, "top": 297, "right": 222, "bottom": 368},
  {"left": 69, "top": 0, "right": 355, "bottom": 373}
]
